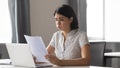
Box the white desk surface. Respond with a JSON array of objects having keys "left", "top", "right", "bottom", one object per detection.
[
  {"left": 104, "top": 52, "right": 120, "bottom": 57},
  {"left": 0, "top": 59, "right": 112, "bottom": 68},
  {"left": 0, "top": 65, "right": 112, "bottom": 68}
]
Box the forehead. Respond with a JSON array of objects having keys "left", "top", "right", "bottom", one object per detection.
[{"left": 54, "top": 13, "right": 67, "bottom": 19}]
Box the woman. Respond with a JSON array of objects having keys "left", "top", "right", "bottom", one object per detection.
[{"left": 36, "top": 4, "right": 91, "bottom": 66}]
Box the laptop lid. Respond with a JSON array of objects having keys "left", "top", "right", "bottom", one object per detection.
[{"left": 6, "top": 43, "right": 36, "bottom": 67}]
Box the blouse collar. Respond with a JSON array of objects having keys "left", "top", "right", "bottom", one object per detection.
[{"left": 60, "top": 29, "right": 78, "bottom": 37}]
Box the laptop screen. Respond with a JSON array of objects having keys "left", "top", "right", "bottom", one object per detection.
[{"left": 6, "top": 43, "right": 36, "bottom": 67}]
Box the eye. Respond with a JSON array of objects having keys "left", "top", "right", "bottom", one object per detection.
[
  {"left": 55, "top": 18, "right": 58, "bottom": 21},
  {"left": 60, "top": 19, "right": 64, "bottom": 21}
]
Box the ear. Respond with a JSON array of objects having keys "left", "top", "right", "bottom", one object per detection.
[{"left": 70, "top": 17, "right": 73, "bottom": 23}]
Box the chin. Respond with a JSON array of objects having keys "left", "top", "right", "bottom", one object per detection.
[
  {"left": 57, "top": 28, "right": 61, "bottom": 30},
  {"left": 57, "top": 28, "right": 62, "bottom": 31},
  {"left": 57, "top": 27, "right": 64, "bottom": 31},
  {"left": 57, "top": 27, "right": 60, "bottom": 29}
]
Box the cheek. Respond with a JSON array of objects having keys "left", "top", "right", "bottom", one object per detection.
[
  {"left": 56, "top": 24, "right": 59, "bottom": 28},
  {"left": 55, "top": 22, "right": 59, "bottom": 26},
  {"left": 63, "top": 22, "right": 70, "bottom": 27},
  {"left": 55, "top": 22, "right": 60, "bottom": 28}
]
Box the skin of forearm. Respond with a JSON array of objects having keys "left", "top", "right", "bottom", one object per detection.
[{"left": 57, "top": 58, "right": 90, "bottom": 66}]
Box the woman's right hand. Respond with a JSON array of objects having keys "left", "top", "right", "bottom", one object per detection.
[
  {"left": 32, "top": 55, "right": 45, "bottom": 64},
  {"left": 32, "top": 55, "right": 37, "bottom": 64}
]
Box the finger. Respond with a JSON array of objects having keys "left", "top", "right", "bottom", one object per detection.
[{"left": 32, "top": 55, "right": 37, "bottom": 63}]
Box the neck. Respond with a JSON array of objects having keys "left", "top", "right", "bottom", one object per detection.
[{"left": 62, "top": 29, "right": 71, "bottom": 39}]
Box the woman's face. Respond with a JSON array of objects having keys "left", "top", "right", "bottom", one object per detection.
[{"left": 54, "top": 13, "right": 72, "bottom": 31}]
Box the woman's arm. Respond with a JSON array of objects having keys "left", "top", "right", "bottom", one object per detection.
[
  {"left": 46, "top": 45, "right": 55, "bottom": 55},
  {"left": 45, "top": 44, "right": 91, "bottom": 66},
  {"left": 59, "top": 44, "right": 91, "bottom": 66}
]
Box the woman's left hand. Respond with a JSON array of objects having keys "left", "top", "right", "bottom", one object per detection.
[{"left": 45, "top": 54, "right": 61, "bottom": 65}]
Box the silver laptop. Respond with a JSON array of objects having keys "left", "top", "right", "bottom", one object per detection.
[{"left": 6, "top": 43, "right": 53, "bottom": 67}]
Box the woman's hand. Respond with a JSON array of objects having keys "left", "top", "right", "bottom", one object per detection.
[
  {"left": 45, "top": 54, "right": 61, "bottom": 65},
  {"left": 32, "top": 55, "right": 45, "bottom": 64},
  {"left": 32, "top": 55, "right": 37, "bottom": 64}
]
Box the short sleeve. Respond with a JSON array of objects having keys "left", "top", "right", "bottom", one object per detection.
[
  {"left": 79, "top": 32, "right": 89, "bottom": 47},
  {"left": 49, "top": 33, "right": 56, "bottom": 47}
]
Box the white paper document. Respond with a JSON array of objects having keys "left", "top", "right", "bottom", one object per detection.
[{"left": 24, "top": 35, "right": 48, "bottom": 62}]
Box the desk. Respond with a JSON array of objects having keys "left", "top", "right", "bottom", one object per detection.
[
  {"left": 104, "top": 52, "right": 120, "bottom": 67},
  {"left": 0, "top": 65, "right": 112, "bottom": 68},
  {"left": 0, "top": 59, "right": 112, "bottom": 68},
  {"left": 104, "top": 52, "right": 120, "bottom": 57}
]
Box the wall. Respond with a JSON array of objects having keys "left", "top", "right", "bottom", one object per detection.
[{"left": 30, "top": 0, "right": 68, "bottom": 46}]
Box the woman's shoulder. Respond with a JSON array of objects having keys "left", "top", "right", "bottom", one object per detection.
[{"left": 76, "top": 29, "right": 87, "bottom": 35}]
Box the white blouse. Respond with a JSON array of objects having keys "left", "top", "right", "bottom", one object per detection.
[{"left": 49, "top": 29, "right": 89, "bottom": 60}]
